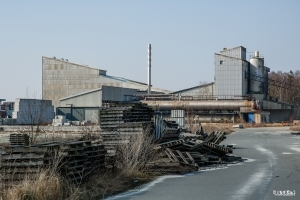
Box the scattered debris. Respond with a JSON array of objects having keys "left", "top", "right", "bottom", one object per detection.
[{"left": 148, "top": 126, "right": 242, "bottom": 173}]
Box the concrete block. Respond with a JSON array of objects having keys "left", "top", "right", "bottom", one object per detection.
[
  {"left": 233, "top": 124, "right": 244, "bottom": 128},
  {"left": 53, "top": 122, "right": 63, "bottom": 127},
  {"left": 72, "top": 121, "right": 80, "bottom": 126},
  {"left": 56, "top": 115, "right": 66, "bottom": 120}
]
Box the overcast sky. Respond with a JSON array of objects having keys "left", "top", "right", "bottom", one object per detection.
[{"left": 1, "top": 0, "right": 299, "bottom": 101}]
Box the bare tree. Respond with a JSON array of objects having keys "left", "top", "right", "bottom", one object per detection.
[{"left": 198, "top": 81, "right": 210, "bottom": 99}]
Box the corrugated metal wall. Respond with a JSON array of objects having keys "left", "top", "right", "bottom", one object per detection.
[
  {"left": 101, "top": 86, "right": 140, "bottom": 102},
  {"left": 60, "top": 89, "right": 102, "bottom": 107},
  {"left": 214, "top": 54, "right": 248, "bottom": 99},
  {"left": 56, "top": 107, "right": 71, "bottom": 120},
  {"left": 170, "top": 110, "right": 185, "bottom": 127},
  {"left": 72, "top": 108, "right": 85, "bottom": 121},
  {"left": 60, "top": 86, "right": 142, "bottom": 107},
  {"left": 56, "top": 107, "right": 86, "bottom": 121}
]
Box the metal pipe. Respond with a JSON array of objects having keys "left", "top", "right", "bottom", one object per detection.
[
  {"left": 141, "top": 100, "right": 255, "bottom": 110},
  {"left": 148, "top": 44, "right": 151, "bottom": 94}
]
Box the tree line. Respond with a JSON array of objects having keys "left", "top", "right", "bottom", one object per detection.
[{"left": 268, "top": 70, "right": 300, "bottom": 105}]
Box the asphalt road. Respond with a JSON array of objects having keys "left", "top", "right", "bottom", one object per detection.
[{"left": 108, "top": 127, "right": 300, "bottom": 200}]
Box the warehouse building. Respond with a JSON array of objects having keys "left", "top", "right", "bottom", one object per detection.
[
  {"left": 11, "top": 99, "right": 54, "bottom": 125},
  {"left": 42, "top": 56, "right": 170, "bottom": 108},
  {"left": 57, "top": 85, "right": 147, "bottom": 123}
]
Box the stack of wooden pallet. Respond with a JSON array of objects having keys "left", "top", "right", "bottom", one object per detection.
[
  {"left": 0, "top": 140, "right": 107, "bottom": 186},
  {"left": 100, "top": 102, "right": 153, "bottom": 130},
  {"left": 100, "top": 102, "right": 154, "bottom": 155},
  {"left": 9, "top": 133, "right": 30, "bottom": 146},
  {"left": 0, "top": 145, "right": 46, "bottom": 185}
]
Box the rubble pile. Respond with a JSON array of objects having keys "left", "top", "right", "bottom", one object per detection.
[{"left": 148, "top": 127, "right": 241, "bottom": 173}]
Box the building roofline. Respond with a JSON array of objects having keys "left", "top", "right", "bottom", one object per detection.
[
  {"left": 43, "top": 56, "right": 172, "bottom": 94},
  {"left": 215, "top": 53, "right": 249, "bottom": 63},
  {"left": 172, "top": 82, "right": 214, "bottom": 94},
  {"left": 220, "top": 46, "right": 246, "bottom": 51},
  {"left": 101, "top": 74, "right": 147, "bottom": 85},
  {"left": 42, "top": 56, "right": 107, "bottom": 72},
  {"left": 59, "top": 87, "right": 103, "bottom": 101}
]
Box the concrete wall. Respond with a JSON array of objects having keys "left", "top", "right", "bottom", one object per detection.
[
  {"left": 12, "top": 99, "right": 54, "bottom": 124},
  {"left": 42, "top": 57, "right": 171, "bottom": 107}
]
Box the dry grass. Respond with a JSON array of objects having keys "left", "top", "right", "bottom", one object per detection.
[
  {"left": 77, "top": 170, "right": 153, "bottom": 199},
  {"left": 0, "top": 169, "right": 153, "bottom": 200},
  {"left": 1, "top": 171, "right": 76, "bottom": 200},
  {"left": 189, "top": 123, "right": 234, "bottom": 135},
  {"left": 290, "top": 126, "right": 300, "bottom": 132},
  {"left": 114, "top": 132, "right": 157, "bottom": 175},
  {"left": 0, "top": 129, "right": 158, "bottom": 200},
  {"left": 242, "top": 123, "right": 267, "bottom": 128},
  {"left": 202, "top": 123, "right": 234, "bottom": 134}
]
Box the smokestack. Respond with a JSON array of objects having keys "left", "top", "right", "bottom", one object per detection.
[{"left": 148, "top": 44, "right": 151, "bottom": 94}]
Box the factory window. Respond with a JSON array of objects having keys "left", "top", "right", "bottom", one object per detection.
[{"left": 220, "top": 61, "right": 223, "bottom": 65}]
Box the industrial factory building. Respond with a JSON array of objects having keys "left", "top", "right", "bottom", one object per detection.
[
  {"left": 39, "top": 46, "right": 299, "bottom": 125},
  {"left": 142, "top": 46, "right": 297, "bottom": 123},
  {"left": 42, "top": 56, "right": 170, "bottom": 108}
]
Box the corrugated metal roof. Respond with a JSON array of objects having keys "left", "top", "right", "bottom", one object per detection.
[
  {"left": 172, "top": 82, "right": 214, "bottom": 94},
  {"left": 42, "top": 56, "right": 107, "bottom": 72},
  {"left": 59, "top": 88, "right": 102, "bottom": 101}
]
